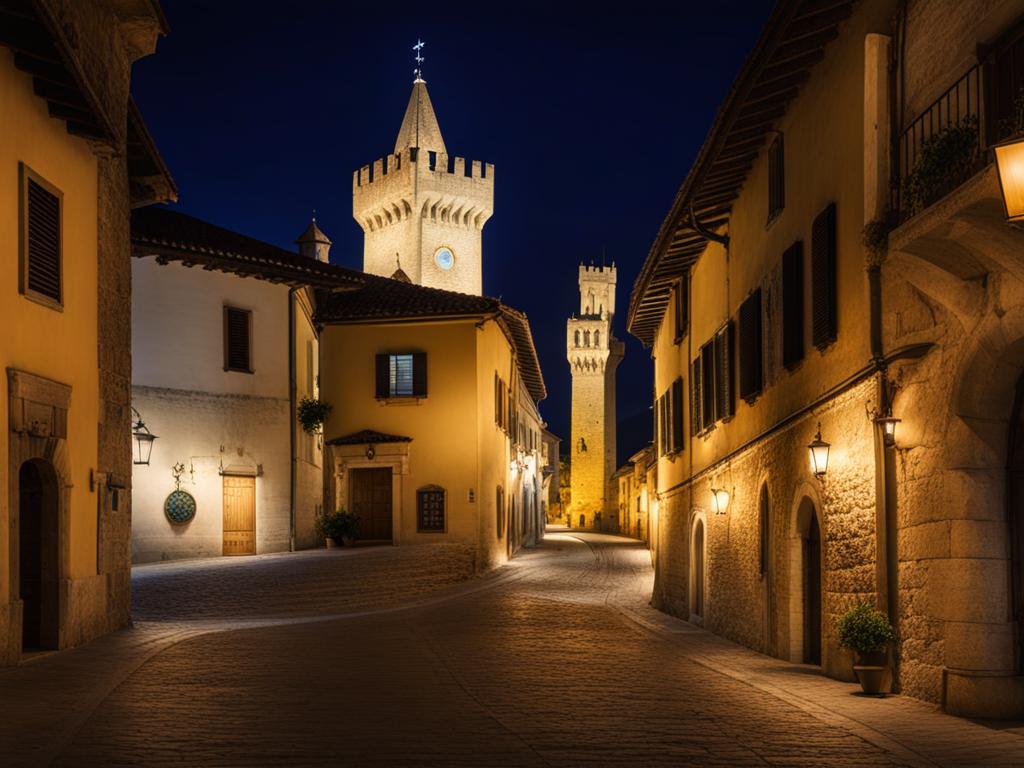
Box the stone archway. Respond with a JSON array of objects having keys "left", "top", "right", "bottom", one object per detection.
[
  {"left": 689, "top": 508, "right": 708, "bottom": 626},
  {"left": 787, "top": 484, "right": 823, "bottom": 665}
]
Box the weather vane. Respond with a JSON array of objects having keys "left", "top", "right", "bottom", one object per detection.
[{"left": 413, "top": 38, "right": 425, "bottom": 82}]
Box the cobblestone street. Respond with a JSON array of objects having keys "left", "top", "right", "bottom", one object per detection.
[{"left": 4, "top": 533, "right": 1024, "bottom": 766}]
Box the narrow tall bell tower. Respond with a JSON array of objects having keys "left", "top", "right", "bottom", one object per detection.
[
  {"left": 567, "top": 264, "right": 624, "bottom": 530},
  {"left": 352, "top": 72, "right": 494, "bottom": 295}
]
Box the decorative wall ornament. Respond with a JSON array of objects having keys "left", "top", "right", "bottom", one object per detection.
[{"left": 165, "top": 461, "right": 196, "bottom": 524}]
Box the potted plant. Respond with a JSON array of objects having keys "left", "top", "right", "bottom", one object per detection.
[
  {"left": 315, "top": 508, "right": 360, "bottom": 547},
  {"left": 297, "top": 397, "right": 332, "bottom": 435},
  {"left": 838, "top": 601, "right": 896, "bottom": 695}
]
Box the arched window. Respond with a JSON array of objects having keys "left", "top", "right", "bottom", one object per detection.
[
  {"left": 593, "top": 330, "right": 600, "bottom": 347},
  {"left": 584, "top": 330, "right": 591, "bottom": 346},
  {"left": 574, "top": 330, "right": 580, "bottom": 347},
  {"left": 690, "top": 514, "right": 706, "bottom": 623}
]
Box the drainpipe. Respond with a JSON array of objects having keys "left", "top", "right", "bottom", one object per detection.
[{"left": 288, "top": 287, "right": 297, "bottom": 552}]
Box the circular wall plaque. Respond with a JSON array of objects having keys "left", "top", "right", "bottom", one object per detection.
[{"left": 165, "top": 489, "right": 197, "bottom": 524}]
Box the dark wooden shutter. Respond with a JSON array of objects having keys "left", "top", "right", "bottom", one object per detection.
[
  {"left": 714, "top": 323, "right": 735, "bottom": 422},
  {"left": 658, "top": 394, "right": 667, "bottom": 456},
  {"left": 671, "top": 377, "right": 684, "bottom": 452},
  {"left": 768, "top": 134, "right": 785, "bottom": 221},
  {"left": 26, "top": 178, "right": 61, "bottom": 302},
  {"left": 412, "top": 352, "right": 427, "bottom": 396},
  {"left": 782, "top": 241, "right": 805, "bottom": 369},
  {"left": 700, "top": 343, "right": 715, "bottom": 430},
  {"left": 673, "top": 278, "right": 688, "bottom": 344},
  {"left": 738, "top": 289, "right": 763, "bottom": 403},
  {"left": 375, "top": 354, "right": 389, "bottom": 398},
  {"left": 811, "top": 203, "right": 838, "bottom": 350},
  {"left": 224, "top": 307, "right": 251, "bottom": 372},
  {"left": 690, "top": 357, "right": 702, "bottom": 436}
]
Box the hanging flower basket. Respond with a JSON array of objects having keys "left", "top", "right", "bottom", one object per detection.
[{"left": 297, "top": 397, "right": 332, "bottom": 434}]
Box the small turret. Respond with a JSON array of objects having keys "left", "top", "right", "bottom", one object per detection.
[{"left": 295, "top": 218, "right": 331, "bottom": 263}]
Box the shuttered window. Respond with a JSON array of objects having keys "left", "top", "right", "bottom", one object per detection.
[
  {"left": 690, "top": 356, "right": 702, "bottom": 436},
  {"left": 713, "top": 322, "right": 735, "bottom": 422},
  {"left": 782, "top": 241, "right": 805, "bottom": 369},
  {"left": 811, "top": 203, "right": 838, "bottom": 350},
  {"left": 20, "top": 166, "right": 62, "bottom": 307},
  {"left": 673, "top": 277, "right": 688, "bottom": 344},
  {"left": 738, "top": 289, "right": 763, "bottom": 403},
  {"left": 671, "top": 377, "right": 684, "bottom": 453},
  {"left": 375, "top": 353, "right": 427, "bottom": 398},
  {"left": 658, "top": 393, "right": 669, "bottom": 456},
  {"left": 417, "top": 485, "right": 446, "bottom": 532},
  {"left": 223, "top": 307, "right": 252, "bottom": 372},
  {"left": 767, "top": 134, "right": 784, "bottom": 222},
  {"left": 700, "top": 343, "right": 715, "bottom": 432}
]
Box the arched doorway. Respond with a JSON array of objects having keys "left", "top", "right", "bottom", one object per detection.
[
  {"left": 19, "top": 459, "right": 60, "bottom": 650},
  {"left": 759, "top": 483, "right": 773, "bottom": 655},
  {"left": 1007, "top": 373, "right": 1024, "bottom": 670},
  {"left": 803, "top": 506, "right": 822, "bottom": 665},
  {"left": 690, "top": 514, "right": 706, "bottom": 625}
]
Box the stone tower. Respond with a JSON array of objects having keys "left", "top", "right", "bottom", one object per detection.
[
  {"left": 352, "top": 76, "right": 494, "bottom": 295},
  {"left": 567, "top": 264, "right": 624, "bottom": 530},
  {"left": 295, "top": 218, "right": 331, "bottom": 262}
]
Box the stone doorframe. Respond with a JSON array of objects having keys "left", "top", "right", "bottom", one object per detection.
[
  {"left": 787, "top": 481, "right": 824, "bottom": 664},
  {"left": 688, "top": 506, "right": 708, "bottom": 627},
  {"left": 329, "top": 442, "right": 409, "bottom": 545},
  {"left": 7, "top": 368, "right": 73, "bottom": 654}
]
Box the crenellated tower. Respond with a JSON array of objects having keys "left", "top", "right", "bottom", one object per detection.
[
  {"left": 352, "top": 76, "right": 494, "bottom": 295},
  {"left": 567, "top": 264, "right": 624, "bottom": 530}
]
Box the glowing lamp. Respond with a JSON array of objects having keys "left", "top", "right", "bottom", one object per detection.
[
  {"left": 808, "top": 423, "right": 830, "bottom": 477},
  {"left": 874, "top": 415, "right": 901, "bottom": 447},
  {"left": 132, "top": 413, "right": 157, "bottom": 466},
  {"left": 995, "top": 137, "right": 1024, "bottom": 222},
  {"left": 711, "top": 488, "right": 730, "bottom": 515}
]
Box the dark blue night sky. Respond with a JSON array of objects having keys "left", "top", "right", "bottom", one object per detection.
[{"left": 133, "top": 1, "right": 773, "bottom": 465}]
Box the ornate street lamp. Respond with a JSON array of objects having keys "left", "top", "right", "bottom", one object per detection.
[
  {"left": 994, "top": 136, "right": 1024, "bottom": 222},
  {"left": 710, "top": 488, "right": 730, "bottom": 515},
  {"left": 874, "top": 414, "right": 901, "bottom": 447},
  {"left": 808, "top": 423, "right": 830, "bottom": 477},
  {"left": 132, "top": 407, "right": 157, "bottom": 465}
]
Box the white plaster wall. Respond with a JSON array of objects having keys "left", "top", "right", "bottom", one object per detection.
[
  {"left": 132, "top": 257, "right": 290, "bottom": 398},
  {"left": 130, "top": 385, "right": 292, "bottom": 563}
]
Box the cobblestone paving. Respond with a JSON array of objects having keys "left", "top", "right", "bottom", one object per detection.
[{"left": 4, "top": 534, "right": 1024, "bottom": 766}]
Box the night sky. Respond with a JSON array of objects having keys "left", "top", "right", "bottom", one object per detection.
[{"left": 133, "top": 1, "right": 773, "bottom": 466}]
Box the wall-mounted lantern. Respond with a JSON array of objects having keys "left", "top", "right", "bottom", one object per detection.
[
  {"left": 874, "top": 414, "right": 901, "bottom": 447},
  {"left": 994, "top": 136, "right": 1024, "bottom": 222},
  {"left": 131, "top": 407, "right": 157, "bottom": 466},
  {"left": 808, "top": 422, "right": 830, "bottom": 477},
  {"left": 710, "top": 488, "right": 730, "bottom": 515}
]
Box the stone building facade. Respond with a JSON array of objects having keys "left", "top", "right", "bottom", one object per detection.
[
  {"left": 0, "top": 0, "right": 174, "bottom": 663},
  {"left": 567, "top": 265, "right": 623, "bottom": 529},
  {"left": 628, "top": 0, "right": 1024, "bottom": 719},
  {"left": 352, "top": 78, "right": 493, "bottom": 296}
]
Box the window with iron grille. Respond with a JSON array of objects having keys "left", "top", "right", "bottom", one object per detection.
[
  {"left": 767, "top": 134, "right": 785, "bottom": 222},
  {"left": 223, "top": 307, "right": 252, "bottom": 373},
  {"left": 417, "top": 485, "right": 446, "bottom": 532},
  {"left": 20, "top": 165, "right": 62, "bottom": 307},
  {"left": 811, "top": 203, "right": 838, "bottom": 350},
  {"left": 375, "top": 353, "right": 427, "bottom": 398}
]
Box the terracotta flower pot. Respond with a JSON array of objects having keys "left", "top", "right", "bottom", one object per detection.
[
  {"left": 853, "top": 665, "right": 887, "bottom": 694},
  {"left": 325, "top": 537, "right": 337, "bottom": 549}
]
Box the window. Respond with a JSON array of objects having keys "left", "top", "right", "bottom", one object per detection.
[
  {"left": 224, "top": 306, "right": 253, "bottom": 373},
  {"left": 670, "top": 377, "right": 684, "bottom": 453},
  {"left": 700, "top": 343, "right": 715, "bottom": 431},
  {"left": 811, "top": 203, "right": 838, "bottom": 350},
  {"left": 738, "top": 289, "right": 763, "bottom": 403},
  {"left": 375, "top": 352, "right": 427, "bottom": 398},
  {"left": 782, "top": 241, "right": 805, "bottom": 369},
  {"left": 417, "top": 485, "right": 446, "bottom": 532},
  {"left": 673, "top": 277, "right": 688, "bottom": 344},
  {"left": 494, "top": 373, "right": 507, "bottom": 429},
  {"left": 767, "top": 134, "right": 784, "bottom": 222},
  {"left": 690, "top": 355, "right": 702, "bottom": 437},
  {"left": 713, "top": 323, "right": 735, "bottom": 423},
  {"left": 657, "top": 392, "right": 668, "bottom": 456},
  {"left": 20, "top": 164, "right": 63, "bottom": 308}
]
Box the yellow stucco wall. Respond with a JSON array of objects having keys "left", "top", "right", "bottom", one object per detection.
[{"left": 0, "top": 48, "right": 101, "bottom": 602}]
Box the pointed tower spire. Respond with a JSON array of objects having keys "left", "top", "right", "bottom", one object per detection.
[{"left": 394, "top": 78, "right": 446, "bottom": 154}]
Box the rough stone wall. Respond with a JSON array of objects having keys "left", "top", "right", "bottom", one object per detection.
[{"left": 653, "top": 381, "right": 878, "bottom": 682}]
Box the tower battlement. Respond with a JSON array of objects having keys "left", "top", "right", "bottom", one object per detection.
[{"left": 578, "top": 263, "right": 617, "bottom": 279}]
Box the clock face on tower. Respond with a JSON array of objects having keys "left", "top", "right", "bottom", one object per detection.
[{"left": 434, "top": 246, "right": 455, "bottom": 271}]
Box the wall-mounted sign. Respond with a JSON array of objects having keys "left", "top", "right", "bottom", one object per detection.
[{"left": 165, "top": 489, "right": 197, "bottom": 524}]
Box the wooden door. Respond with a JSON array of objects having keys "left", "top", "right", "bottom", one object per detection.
[
  {"left": 223, "top": 475, "right": 256, "bottom": 555},
  {"left": 804, "top": 511, "right": 822, "bottom": 665},
  {"left": 350, "top": 468, "right": 392, "bottom": 541}
]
